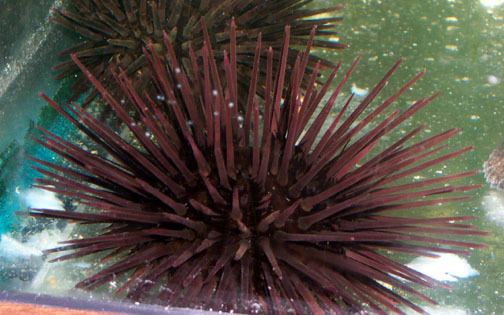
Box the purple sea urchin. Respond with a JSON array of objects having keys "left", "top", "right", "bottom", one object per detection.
[
  {"left": 29, "top": 23, "right": 485, "bottom": 314},
  {"left": 52, "top": 0, "right": 345, "bottom": 103}
]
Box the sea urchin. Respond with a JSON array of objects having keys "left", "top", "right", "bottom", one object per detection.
[
  {"left": 29, "top": 22, "right": 484, "bottom": 314},
  {"left": 52, "top": 0, "right": 345, "bottom": 103}
]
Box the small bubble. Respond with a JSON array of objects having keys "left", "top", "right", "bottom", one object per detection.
[
  {"left": 487, "top": 75, "right": 500, "bottom": 85},
  {"left": 250, "top": 303, "right": 262, "bottom": 314},
  {"left": 212, "top": 89, "right": 218, "bottom": 96},
  {"left": 176, "top": 83, "right": 182, "bottom": 89},
  {"left": 228, "top": 102, "right": 235, "bottom": 108},
  {"left": 480, "top": 0, "right": 504, "bottom": 9},
  {"left": 351, "top": 83, "right": 369, "bottom": 97},
  {"left": 237, "top": 115, "right": 244, "bottom": 122},
  {"left": 213, "top": 111, "right": 220, "bottom": 117},
  {"left": 445, "top": 44, "right": 458, "bottom": 52},
  {"left": 156, "top": 94, "right": 165, "bottom": 101},
  {"left": 175, "top": 67, "right": 181, "bottom": 74},
  {"left": 120, "top": 99, "right": 126, "bottom": 104}
]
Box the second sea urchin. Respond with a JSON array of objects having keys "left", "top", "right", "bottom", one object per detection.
[
  {"left": 52, "top": 0, "right": 345, "bottom": 104},
  {"left": 30, "top": 23, "right": 484, "bottom": 314}
]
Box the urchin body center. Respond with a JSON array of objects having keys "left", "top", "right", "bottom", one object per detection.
[{"left": 220, "top": 174, "right": 290, "bottom": 242}]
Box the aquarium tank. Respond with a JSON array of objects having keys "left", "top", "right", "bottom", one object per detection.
[{"left": 0, "top": 0, "right": 502, "bottom": 314}]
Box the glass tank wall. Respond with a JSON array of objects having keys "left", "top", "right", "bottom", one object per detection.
[{"left": 0, "top": 0, "right": 502, "bottom": 314}]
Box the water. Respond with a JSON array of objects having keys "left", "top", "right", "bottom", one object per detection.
[
  {"left": 0, "top": 0, "right": 81, "bottom": 290},
  {"left": 325, "top": 1, "right": 504, "bottom": 313},
  {"left": 0, "top": 0, "right": 68, "bottom": 232},
  {"left": 1, "top": 0, "right": 504, "bottom": 313}
]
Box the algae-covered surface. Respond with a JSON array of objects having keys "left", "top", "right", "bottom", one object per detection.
[{"left": 329, "top": 1, "right": 504, "bottom": 313}]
